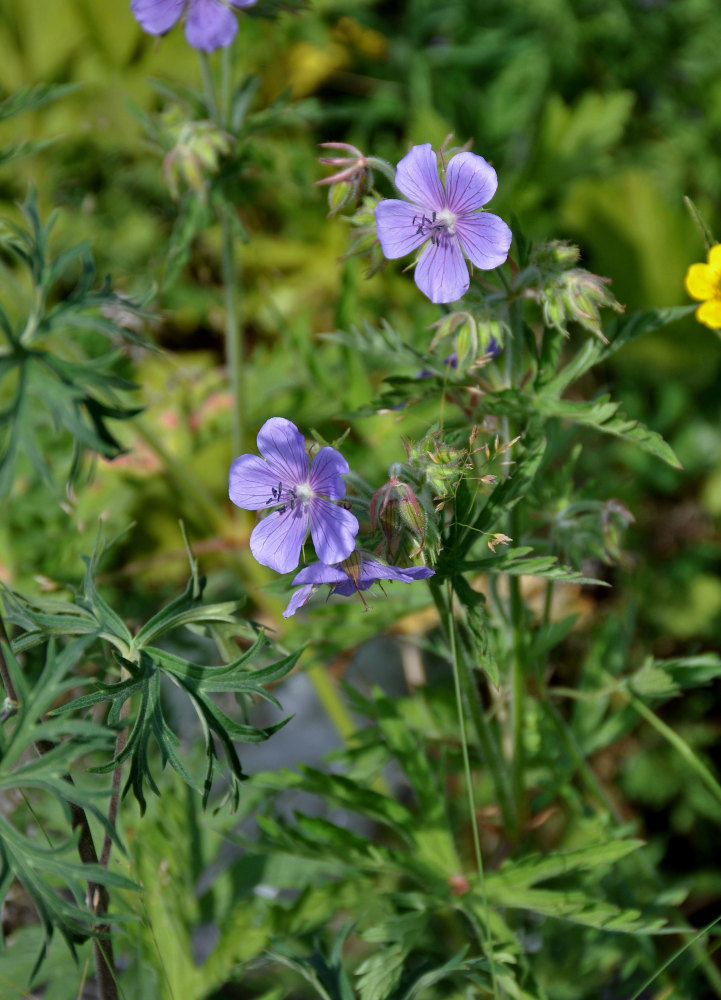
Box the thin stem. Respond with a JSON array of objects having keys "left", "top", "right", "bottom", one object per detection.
[
  {"left": 220, "top": 206, "right": 244, "bottom": 458},
  {"left": 505, "top": 295, "right": 528, "bottom": 831},
  {"left": 221, "top": 44, "right": 232, "bottom": 130},
  {"left": 198, "top": 50, "right": 244, "bottom": 457},
  {"left": 438, "top": 581, "right": 498, "bottom": 998},
  {"left": 198, "top": 52, "right": 219, "bottom": 122}
]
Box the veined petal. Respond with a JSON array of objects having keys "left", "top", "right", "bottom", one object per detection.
[
  {"left": 256, "top": 417, "right": 309, "bottom": 488},
  {"left": 685, "top": 262, "right": 720, "bottom": 302},
  {"left": 228, "top": 0, "right": 257, "bottom": 6},
  {"left": 455, "top": 212, "right": 512, "bottom": 270},
  {"left": 308, "top": 499, "right": 359, "bottom": 565},
  {"left": 309, "top": 446, "right": 349, "bottom": 499},
  {"left": 394, "top": 144, "right": 445, "bottom": 213},
  {"left": 444, "top": 152, "right": 498, "bottom": 214},
  {"left": 697, "top": 298, "right": 721, "bottom": 329},
  {"left": 250, "top": 507, "right": 308, "bottom": 574},
  {"left": 414, "top": 237, "right": 469, "bottom": 304},
  {"left": 229, "top": 454, "right": 285, "bottom": 510},
  {"left": 185, "top": 0, "right": 238, "bottom": 50},
  {"left": 360, "top": 560, "right": 435, "bottom": 584},
  {"left": 130, "top": 0, "right": 185, "bottom": 34},
  {"left": 282, "top": 585, "right": 316, "bottom": 619},
  {"left": 375, "top": 200, "right": 428, "bottom": 260},
  {"left": 291, "top": 563, "right": 349, "bottom": 586}
]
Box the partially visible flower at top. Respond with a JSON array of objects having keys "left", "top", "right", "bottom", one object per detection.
[
  {"left": 283, "top": 552, "right": 435, "bottom": 618},
  {"left": 229, "top": 418, "right": 359, "bottom": 574},
  {"left": 131, "top": 0, "right": 257, "bottom": 52},
  {"left": 685, "top": 245, "right": 721, "bottom": 330},
  {"left": 374, "top": 143, "right": 512, "bottom": 304}
]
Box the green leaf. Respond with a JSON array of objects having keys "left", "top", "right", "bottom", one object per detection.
[
  {"left": 533, "top": 393, "right": 681, "bottom": 468},
  {"left": 486, "top": 840, "right": 645, "bottom": 891}
]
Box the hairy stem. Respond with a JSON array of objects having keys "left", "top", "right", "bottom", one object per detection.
[{"left": 435, "top": 582, "right": 498, "bottom": 997}]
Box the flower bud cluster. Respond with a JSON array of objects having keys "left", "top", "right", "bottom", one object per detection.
[
  {"left": 521, "top": 241, "right": 624, "bottom": 342},
  {"left": 370, "top": 475, "right": 427, "bottom": 559},
  {"left": 161, "top": 111, "right": 231, "bottom": 201},
  {"left": 429, "top": 309, "right": 504, "bottom": 373}
]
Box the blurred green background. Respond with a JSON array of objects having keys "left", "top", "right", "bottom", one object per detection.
[{"left": 1, "top": 0, "right": 721, "bottom": 966}]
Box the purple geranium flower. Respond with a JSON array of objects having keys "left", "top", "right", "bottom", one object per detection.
[
  {"left": 131, "top": 0, "right": 256, "bottom": 52},
  {"left": 374, "top": 143, "right": 512, "bottom": 304},
  {"left": 283, "top": 552, "right": 435, "bottom": 618},
  {"left": 229, "top": 418, "right": 359, "bottom": 574}
]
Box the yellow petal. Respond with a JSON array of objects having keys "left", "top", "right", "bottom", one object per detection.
[
  {"left": 697, "top": 299, "right": 721, "bottom": 329},
  {"left": 685, "top": 262, "right": 719, "bottom": 301},
  {"left": 708, "top": 244, "right": 721, "bottom": 269}
]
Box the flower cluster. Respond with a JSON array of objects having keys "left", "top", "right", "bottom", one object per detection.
[
  {"left": 229, "top": 418, "right": 435, "bottom": 615},
  {"left": 374, "top": 143, "right": 512, "bottom": 304},
  {"left": 131, "top": 0, "right": 256, "bottom": 52}
]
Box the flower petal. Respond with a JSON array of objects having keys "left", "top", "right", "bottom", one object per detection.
[
  {"left": 685, "top": 263, "right": 719, "bottom": 302},
  {"left": 708, "top": 245, "right": 721, "bottom": 269},
  {"left": 250, "top": 507, "right": 308, "bottom": 574},
  {"left": 309, "top": 446, "right": 349, "bottom": 500},
  {"left": 414, "top": 237, "right": 469, "bottom": 304},
  {"left": 375, "top": 200, "right": 428, "bottom": 260},
  {"left": 256, "top": 417, "right": 309, "bottom": 488},
  {"left": 291, "top": 562, "right": 349, "bottom": 586},
  {"left": 282, "top": 585, "right": 316, "bottom": 619},
  {"left": 697, "top": 299, "right": 721, "bottom": 329},
  {"left": 229, "top": 454, "right": 285, "bottom": 510},
  {"left": 228, "top": 0, "right": 257, "bottom": 6},
  {"left": 394, "top": 144, "right": 445, "bottom": 213},
  {"left": 444, "top": 151, "right": 498, "bottom": 214},
  {"left": 360, "top": 560, "right": 435, "bottom": 584},
  {"left": 455, "top": 212, "right": 512, "bottom": 270},
  {"left": 185, "top": 0, "right": 238, "bottom": 51},
  {"left": 130, "top": 0, "right": 185, "bottom": 34},
  {"left": 308, "top": 498, "right": 359, "bottom": 565}
]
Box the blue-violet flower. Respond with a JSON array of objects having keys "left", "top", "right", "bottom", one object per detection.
[
  {"left": 374, "top": 143, "right": 512, "bottom": 304},
  {"left": 131, "top": 0, "right": 256, "bottom": 52},
  {"left": 229, "top": 417, "right": 359, "bottom": 574},
  {"left": 283, "top": 552, "right": 435, "bottom": 618}
]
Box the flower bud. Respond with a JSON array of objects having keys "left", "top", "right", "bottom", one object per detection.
[{"left": 161, "top": 115, "right": 231, "bottom": 200}]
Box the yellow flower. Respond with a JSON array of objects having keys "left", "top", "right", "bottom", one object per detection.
[{"left": 685, "top": 244, "right": 721, "bottom": 329}]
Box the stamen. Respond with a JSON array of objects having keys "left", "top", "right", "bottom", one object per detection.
[{"left": 412, "top": 211, "right": 455, "bottom": 248}]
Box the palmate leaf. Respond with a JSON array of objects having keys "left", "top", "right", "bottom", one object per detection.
[
  {"left": 0, "top": 637, "right": 136, "bottom": 966},
  {"left": 0, "top": 193, "right": 149, "bottom": 495},
  {"left": 6, "top": 529, "right": 301, "bottom": 812},
  {"left": 61, "top": 639, "right": 300, "bottom": 813}
]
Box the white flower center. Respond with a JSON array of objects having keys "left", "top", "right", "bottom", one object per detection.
[
  {"left": 435, "top": 208, "right": 456, "bottom": 234},
  {"left": 295, "top": 482, "right": 313, "bottom": 504}
]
